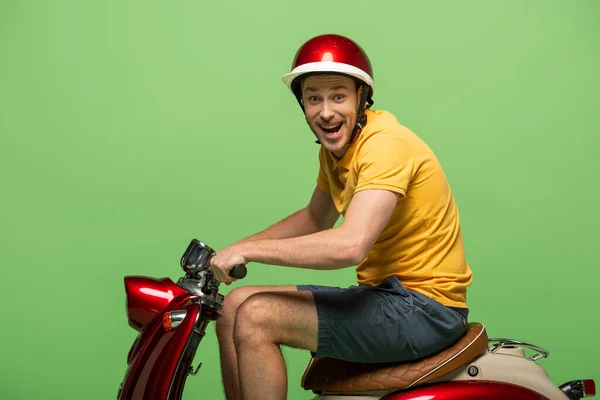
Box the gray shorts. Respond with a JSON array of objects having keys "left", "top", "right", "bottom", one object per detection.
[{"left": 297, "top": 275, "right": 468, "bottom": 363}]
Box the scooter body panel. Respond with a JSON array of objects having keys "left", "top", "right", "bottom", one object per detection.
[
  {"left": 318, "top": 381, "right": 550, "bottom": 400},
  {"left": 381, "top": 380, "right": 550, "bottom": 399},
  {"left": 118, "top": 276, "right": 200, "bottom": 400}
]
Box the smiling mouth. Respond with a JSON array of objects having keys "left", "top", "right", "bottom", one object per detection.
[{"left": 320, "top": 123, "right": 343, "bottom": 135}]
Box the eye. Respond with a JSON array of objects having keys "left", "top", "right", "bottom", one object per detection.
[
  {"left": 334, "top": 94, "right": 345, "bottom": 101},
  {"left": 309, "top": 96, "right": 320, "bottom": 102}
]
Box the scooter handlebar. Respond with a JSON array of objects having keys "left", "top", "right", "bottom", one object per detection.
[{"left": 229, "top": 264, "right": 247, "bottom": 279}]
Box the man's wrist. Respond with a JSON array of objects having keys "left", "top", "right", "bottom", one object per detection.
[{"left": 237, "top": 240, "right": 258, "bottom": 264}]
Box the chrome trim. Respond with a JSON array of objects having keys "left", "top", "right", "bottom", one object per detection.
[
  {"left": 177, "top": 239, "right": 227, "bottom": 311},
  {"left": 180, "top": 240, "right": 216, "bottom": 275},
  {"left": 198, "top": 293, "right": 224, "bottom": 310},
  {"left": 488, "top": 338, "right": 550, "bottom": 362},
  {"left": 196, "top": 241, "right": 214, "bottom": 253},
  {"left": 177, "top": 273, "right": 224, "bottom": 311},
  {"left": 169, "top": 310, "right": 187, "bottom": 329}
]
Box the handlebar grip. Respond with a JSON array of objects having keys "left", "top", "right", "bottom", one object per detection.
[{"left": 229, "top": 264, "right": 247, "bottom": 279}]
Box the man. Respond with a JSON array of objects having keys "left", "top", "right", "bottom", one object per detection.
[{"left": 210, "top": 34, "right": 473, "bottom": 400}]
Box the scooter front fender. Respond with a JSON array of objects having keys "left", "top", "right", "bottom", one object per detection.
[
  {"left": 125, "top": 276, "right": 190, "bottom": 332},
  {"left": 118, "top": 292, "right": 201, "bottom": 400}
]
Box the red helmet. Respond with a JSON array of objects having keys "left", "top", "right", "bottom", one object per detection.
[{"left": 282, "top": 34, "right": 374, "bottom": 100}]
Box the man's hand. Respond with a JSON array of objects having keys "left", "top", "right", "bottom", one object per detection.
[{"left": 210, "top": 245, "right": 248, "bottom": 284}]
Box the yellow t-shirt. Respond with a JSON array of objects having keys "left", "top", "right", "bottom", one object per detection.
[{"left": 316, "top": 109, "right": 472, "bottom": 308}]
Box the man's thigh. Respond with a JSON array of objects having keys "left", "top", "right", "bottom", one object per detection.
[{"left": 298, "top": 276, "right": 467, "bottom": 363}]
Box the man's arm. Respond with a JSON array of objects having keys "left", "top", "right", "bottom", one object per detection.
[
  {"left": 210, "top": 189, "right": 399, "bottom": 282},
  {"left": 243, "top": 189, "right": 398, "bottom": 268},
  {"left": 221, "top": 187, "right": 339, "bottom": 246}
]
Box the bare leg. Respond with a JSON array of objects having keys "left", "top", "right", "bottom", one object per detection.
[
  {"left": 234, "top": 291, "right": 319, "bottom": 400},
  {"left": 215, "top": 286, "right": 298, "bottom": 400}
]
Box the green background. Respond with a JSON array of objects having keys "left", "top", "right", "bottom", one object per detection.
[{"left": 1, "top": 0, "right": 599, "bottom": 399}]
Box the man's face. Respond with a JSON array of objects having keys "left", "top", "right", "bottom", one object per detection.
[{"left": 302, "top": 74, "right": 360, "bottom": 158}]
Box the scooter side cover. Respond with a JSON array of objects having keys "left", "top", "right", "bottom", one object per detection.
[{"left": 381, "top": 380, "right": 550, "bottom": 400}]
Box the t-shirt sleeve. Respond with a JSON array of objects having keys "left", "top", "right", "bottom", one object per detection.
[
  {"left": 354, "top": 130, "right": 414, "bottom": 197},
  {"left": 316, "top": 148, "right": 330, "bottom": 193}
]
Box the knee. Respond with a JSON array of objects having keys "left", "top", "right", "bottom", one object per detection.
[
  {"left": 216, "top": 287, "right": 257, "bottom": 336},
  {"left": 233, "top": 293, "right": 273, "bottom": 344}
]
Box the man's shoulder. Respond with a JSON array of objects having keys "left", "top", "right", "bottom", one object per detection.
[
  {"left": 364, "top": 109, "right": 402, "bottom": 129},
  {"left": 356, "top": 109, "right": 439, "bottom": 169},
  {"left": 359, "top": 109, "right": 420, "bottom": 149}
]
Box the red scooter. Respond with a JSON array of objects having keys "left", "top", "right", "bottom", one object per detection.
[{"left": 117, "top": 239, "right": 596, "bottom": 400}]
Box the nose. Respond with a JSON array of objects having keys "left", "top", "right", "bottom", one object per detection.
[{"left": 319, "top": 101, "right": 335, "bottom": 121}]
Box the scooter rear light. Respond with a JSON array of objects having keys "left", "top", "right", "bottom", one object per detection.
[
  {"left": 163, "top": 310, "right": 187, "bottom": 331},
  {"left": 560, "top": 379, "right": 596, "bottom": 399},
  {"left": 583, "top": 380, "right": 596, "bottom": 397}
]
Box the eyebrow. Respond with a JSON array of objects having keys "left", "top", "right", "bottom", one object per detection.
[{"left": 303, "top": 85, "right": 350, "bottom": 93}]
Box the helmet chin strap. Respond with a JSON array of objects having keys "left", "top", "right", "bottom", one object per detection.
[{"left": 346, "top": 83, "right": 371, "bottom": 145}]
